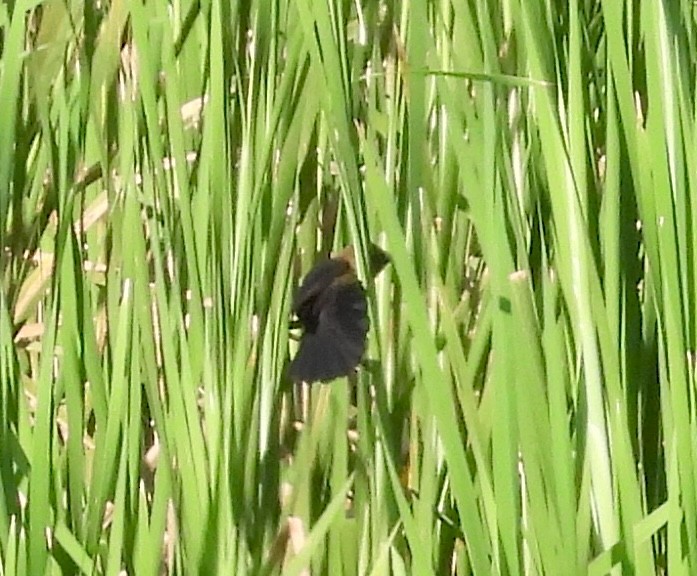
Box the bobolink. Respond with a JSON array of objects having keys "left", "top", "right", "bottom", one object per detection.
[{"left": 289, "top": 243, "right": 389, "bottom": 383}]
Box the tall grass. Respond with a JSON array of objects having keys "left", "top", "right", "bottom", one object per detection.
[{"left": 0, "top": 0, "right": 694, "bottom": 574}]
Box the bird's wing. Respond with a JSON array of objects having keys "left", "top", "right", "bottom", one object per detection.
[
  {"left": 292, "top": 258, "right": 348, "bottom": 321},
  {"left": 290, "top": 281, "right": 369, "bottom": 383}
]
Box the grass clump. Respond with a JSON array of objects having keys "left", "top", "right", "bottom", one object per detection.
[{"left": 0, "top": 1, "right": 693, "bottom": 574}]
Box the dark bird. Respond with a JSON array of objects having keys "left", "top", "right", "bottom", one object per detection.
[{"left": 289, "top": 243, "right": 389, "bottom": 383}]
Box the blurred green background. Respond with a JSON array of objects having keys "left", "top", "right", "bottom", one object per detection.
[{"left": 0, "top": 1, "right": 694, "bottom": 574}]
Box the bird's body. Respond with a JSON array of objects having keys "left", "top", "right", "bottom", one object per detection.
[{"left": 289, "top": 244, "right": 388, "bottom": 383}]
